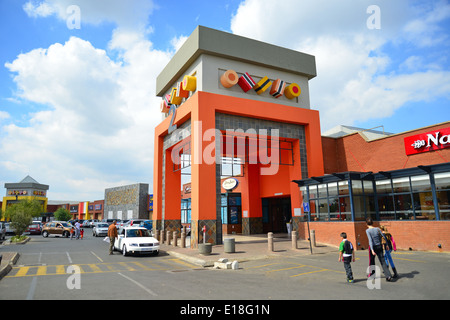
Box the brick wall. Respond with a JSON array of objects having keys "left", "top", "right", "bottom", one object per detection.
[
  {"left": 323, "top": 122, "right": 450, "bottom": 173},
  {"left": 297, "top": 221, "right": 450, "bottom": 252}
]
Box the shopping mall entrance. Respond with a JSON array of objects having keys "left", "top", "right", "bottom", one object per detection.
[{"left": 262, "top": 196, "right": 292, "bottom": 233}]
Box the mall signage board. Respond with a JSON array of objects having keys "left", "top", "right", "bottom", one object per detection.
[{"left": 404, "top": 127, "right": 450, "bottom": 155}]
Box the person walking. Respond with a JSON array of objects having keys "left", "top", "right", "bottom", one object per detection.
[
  {"left": 380, "top": 225, "right": 398, "bottom": 278},
  {"left": 338, "top": 232, "right": 355, "bottom": 283},
  {"left": 75, "top": 221, "right": 81, "bottom": 240},
  {"left": 365, "top": 218, "right": 393, "bottom": 282},
  {"left": 107, "top": 220, "right": 118, "bottom": 255}
]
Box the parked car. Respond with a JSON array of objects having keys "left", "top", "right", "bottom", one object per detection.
[
  {"left": 89, "top": 219, "right": 99, "bottom": 227},
  {"left": 27, "top": 224, "right": 42, "bottom": 235},
  {"left": 82, "top": 220, "right": 91, "bottom": 228},
  {"left": 114, "top": 227, "right": 159, "bottom": 256},
  {"left": 92, "top": 222, "right": 109, "bottom": 237},
  {"left": 0, "top": 222, "right": 6, "bottom": 240},
  {"left": 42, "top": 221, "right": 73, "bottom": 238},
  {"left": 139, "top": 220, "right": 153, "bottom": 231},
  {"left": 102, "top": 219, "right": 116, "bottom": 225},
  {"left": 124, "top": 219, "right": 147, "bottom": 227},
  {"left": 5, "top": 223, "right": 14, "bottom": 235}
]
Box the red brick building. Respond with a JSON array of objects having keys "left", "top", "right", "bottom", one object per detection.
[{"left": 294, "top": 121, "right": 450, "bottom": 252}]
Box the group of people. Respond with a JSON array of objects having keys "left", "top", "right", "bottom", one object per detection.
[
  {"left": 70, "top": 221, "right": 84, "bottom": 240},
  {"left": 338, "top": 217, "right": 398, "bottom": 283}
]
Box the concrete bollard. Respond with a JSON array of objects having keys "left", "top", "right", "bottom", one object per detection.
[
  {"left": 166, "top": 230, "right": 171, "bottom": 246},
  {"left": 181, "top": 231, "right": 186, "bottom": 248},
  {"left": 268, "top": 232, "right": 274, "bottom": 252},
  {"left": 159, "top": 230, "right": 164, "bottom": 244},
  {"left": 291, "top": 230, "right": 298, "bottom": 249},
  {"left": 173, "top": 231, "right": 178, "bottom": 247},
  {"left": 311, "top": 229, "right": 316, "bottom": 247}
]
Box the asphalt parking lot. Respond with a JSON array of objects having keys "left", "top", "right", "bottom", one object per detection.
[{"left": 1, "top": 232, "right": 449, "bottom": 301}]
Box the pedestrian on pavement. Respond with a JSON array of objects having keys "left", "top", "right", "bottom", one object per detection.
[
  {"left": 365, "top": 218, "right": 393, "bottom": 282},
  {"left": 70, "top": 227, "right": 75, "bottom": 240},
  {"left": 286, "top": 216, "right": 292, "bottom": 237},
  {"left": 80, "top": 228, "right": 84, "bottom": 239},
  {"left": 380, "top": 225, "right": 398, "bottom": 278},
  {"left": 338, "top": 232, "right": 355, "bottom": 283},
  {"left": 108, "top": 220, "right": 118, "bottom": 255},
  {"left": 75, "top": 221, "right": 81, "bottom": 240}
]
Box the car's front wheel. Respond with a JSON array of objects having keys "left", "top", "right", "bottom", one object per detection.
[
  {"left": 122, "top": 245, "right": 128, "bottom": 256},
  {"left": 43, "top": 231, "right": 49, "bottom": 237}
]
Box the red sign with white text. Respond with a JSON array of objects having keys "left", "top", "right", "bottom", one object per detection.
[{"left": 404, "top": 127, "right": 450, "bottom": 155}]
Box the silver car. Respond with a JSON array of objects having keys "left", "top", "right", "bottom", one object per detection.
[{"left": 92, "top": 222, "right": 109, "bottom": 237}]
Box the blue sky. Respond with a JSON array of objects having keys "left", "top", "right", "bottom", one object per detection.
[{"left": 0, "top": 0, "right": 449, "bottom": 201}]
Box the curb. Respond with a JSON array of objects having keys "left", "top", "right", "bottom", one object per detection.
[{"left": 0, "top": 252, "right": 20, "bottom": 281}]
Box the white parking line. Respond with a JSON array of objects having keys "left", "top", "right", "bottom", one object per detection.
[
  {"left": 118, "top": 272, "right": 158, "bottom": 297},
  {"left": 66, "top": 252, "right": 72, "bottom": 264},
  {"left": 90, "top": 251, "right": 104, "bottom": 262}
]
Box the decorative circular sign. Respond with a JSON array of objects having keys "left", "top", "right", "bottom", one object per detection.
[{"left": 222, "top": 178, "right": 239, "bottom": 191}]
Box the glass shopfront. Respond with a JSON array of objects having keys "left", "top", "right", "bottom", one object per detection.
[{"left": 296, "top": 163, "right": 450, "bottom": 222}]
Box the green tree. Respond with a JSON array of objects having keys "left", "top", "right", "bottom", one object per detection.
[
  {"left": 6, "top": 199, "right": 42, "bottom": 236},
  {"left": 54, "top": 207, "right": 71, "bottom": 221}
]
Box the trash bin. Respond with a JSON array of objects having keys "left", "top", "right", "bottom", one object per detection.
[
  {"left": 198, "top": 243, "right": 212, "bottom": 255},
  {"left": 224, "top": 238, "right": 235, "bottom": 253}
]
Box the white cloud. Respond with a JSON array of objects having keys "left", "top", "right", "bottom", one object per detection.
[
  {"left": 2, "top": 33, "right": 172, "bottom": 200},
  {"left": 23, "top": 0, "right": 55, "bottom": 18},
  {"left": 23, "top": 0, "right": 155, "bottom": 30},
  {"left": 230, "top": 0, "right": 450, "bottom": 132}
]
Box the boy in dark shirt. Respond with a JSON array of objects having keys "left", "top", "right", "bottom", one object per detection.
[{"left": 339, "top": 232, "right": 355, "bottom": 283}]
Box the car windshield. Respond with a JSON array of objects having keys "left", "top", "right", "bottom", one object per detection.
[
  {"left": 60, "top": 222, "right": 71, "bottom": 227},
  {"left": 97, "top": 223, "right": 108, "bottom": 228},
  {"left": 126, "top": 228, "right": 151, "bottom": 237}
]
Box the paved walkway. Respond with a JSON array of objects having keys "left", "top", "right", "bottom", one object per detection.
[{"left": 164, "top": 233, "right": 337, "bottom": 267}]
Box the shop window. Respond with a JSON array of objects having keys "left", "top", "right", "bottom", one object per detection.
[
  {"left": 318, "top": 184, "right": 327, "bottom": 198},
  {"left": 412, "top": 192, "right": 435, "bottom": 220},
  {"left": 376, "top": 179, "right": 392, "bottom": 194},
  {"left": 411, "top": 175, "right": 431, "bottom": 192},
  {"left": 308, "top": 185, "right": 318, "bottom": 199},
  {"left": 394, "top": 194, "right": 413, "bottom": 220},
  {"left": 181, "top": 198, "right": 191, "bottom": 224},
  {"left": 377, "top": 194, "right": 395, "bottom": 220},
  {"left": 393, "top": 177, "right": 411, "bottom": 193},
  {"left": 338, "top": 181, "right": 349, "bottom": 196},
  {"left": 352, "top": 180, "right": 363, "bottom": 195},
  {"left": 435, "top": 173, "right": 450, "bottom": 220},
  {"left": 328, "top": 182, "right": 338, "bottom": 197},
  {"left": 220, "top": 157, "right": 243, "bottom": 178}
]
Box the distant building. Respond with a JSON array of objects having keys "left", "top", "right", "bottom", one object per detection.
[
  {"left": 2, "top": 175, "right": 49, "bottom": 220},
  {"left": 104, "top": 183, "right": 150, "bottom": 221}
]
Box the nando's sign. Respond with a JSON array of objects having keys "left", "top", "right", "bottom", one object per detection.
[{"left": 404, "top": 127, "right": 450, "bottom": 155}]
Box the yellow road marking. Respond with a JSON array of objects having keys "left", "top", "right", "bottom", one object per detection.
[
  {"left": 266, "top": 265, "right": 305, "bottom": 273},
  {"left": 36, "top": 266, "right": 47, "bottom": 276},
  {"left": 291, "top": 269, "right": 329, "bottom": 277},
  {"left": 88, "top": 264, "right": 102, "bottom": 273},
  {"left": 15, "top": 267, "right": 30, "bottom": 277}
]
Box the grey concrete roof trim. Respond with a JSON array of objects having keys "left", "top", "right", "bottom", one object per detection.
[
  {"left": 5, "top": 182, "right": 49, "bottom": 190},
  {"left": 156, "top": 26, "right": 317, "bottom": 96}
]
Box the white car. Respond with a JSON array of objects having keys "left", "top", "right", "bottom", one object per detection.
[
  {"left": 114, "top": 227, "right": 160, "bottom": 256},
  {"left": 92, "top": 222, "right": 109, "bottom": 237}
]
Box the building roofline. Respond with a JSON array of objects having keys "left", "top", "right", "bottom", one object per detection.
[{"left": 156, "top": 26, "right": 317, "bottom": 96}]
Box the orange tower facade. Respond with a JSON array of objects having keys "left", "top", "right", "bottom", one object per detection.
[{"left": 153, "top": 26, "right": 323, "bottom": 247}]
